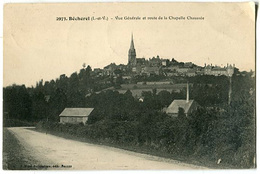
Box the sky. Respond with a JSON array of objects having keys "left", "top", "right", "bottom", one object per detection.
[{"left": 3, "top": 2, "right": 255, "bottom": 87}]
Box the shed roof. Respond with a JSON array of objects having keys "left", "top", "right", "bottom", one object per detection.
[
  {"left": 59, "top": 108, "right": 94, "bottom": 117},
  {"left": 166, "top": 100, "right": 194, "bottom": 114}
]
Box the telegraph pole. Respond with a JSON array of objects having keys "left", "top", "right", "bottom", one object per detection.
[{"left": 228, "top": 76, "right": 232, "bottom": 105}]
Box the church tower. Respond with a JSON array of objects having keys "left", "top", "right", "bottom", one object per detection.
[{"left": 128, "top": 33, "right": 136, "bottom": 66}]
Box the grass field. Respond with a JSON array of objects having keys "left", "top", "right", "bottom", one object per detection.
[{"left": 96, "top": 83, "right": 187, "bottom": 97}]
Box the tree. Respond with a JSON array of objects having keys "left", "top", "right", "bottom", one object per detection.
[
  {"left": 31, "top": 90, "right": 47, "bottom": 121},
  {"left": 48, "top": 88, "right": 67, "bottom": 121},
  {"left": 152, "top": 88, "right": 157, "bottom": 96},
  {"left": 3, "top": 85, "right": 32, "bottom": 121},
  {"left": 157, "top": 90, "right": 173, "bottom": 108},
  {"left": 177, "top": 107, "right": 186, "bottom": 119}
]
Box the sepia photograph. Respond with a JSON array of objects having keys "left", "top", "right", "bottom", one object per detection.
[{"left": 2, "top": 1, "right": 257, "bottom": 171}]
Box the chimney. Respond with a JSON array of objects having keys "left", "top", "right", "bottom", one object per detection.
[{"left": 186, "top": 82, "right": 189, "bottom": 102}]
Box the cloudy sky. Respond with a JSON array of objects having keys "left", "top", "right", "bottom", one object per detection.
[{"left": 4, "top": 2, "right": 255, "bottom": 87}]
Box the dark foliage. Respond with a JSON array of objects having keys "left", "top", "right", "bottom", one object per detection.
[{"left": 3, "top": 65, "right": 255, "bottom": 168}]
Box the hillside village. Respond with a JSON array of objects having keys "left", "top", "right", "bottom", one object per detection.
[
  {"left": 94, "top": 57, "right": 235, "bottom": 78},
  {"left": 85, "top": 34, "right": 237, "bottom": 102},
  {"left": 92, "top": 34, "right": 235, "bottom": 80},
  {"left": 3, "top": 34, "right": 255, "bottom": 169},
  {"left": 4, "top": 34, "right": 252, "bottom": 124}
]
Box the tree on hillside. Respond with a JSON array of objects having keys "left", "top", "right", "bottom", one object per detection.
[
  {"left": 3, "top": 85, "right": 32, "bottom": 121},
  {"left": 31, "top": 90, "right": 48, "bottom": 121},
  {"left": 157, "top": 90, "right": 173, "bottom": 108},
  {"left": 48, "top": 88, "right": 67, "bottom": 121}
]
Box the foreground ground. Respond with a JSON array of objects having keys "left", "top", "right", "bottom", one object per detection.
[
  {"left": 3, "top": 128, "right": 44, "bottom": 170},
  {"left": 4, "top": 127, "right": 206, "bottom": 170}
]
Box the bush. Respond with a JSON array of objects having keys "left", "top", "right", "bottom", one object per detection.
[{"left": 3, "top": 119, "right": 36, "bottom": 127}]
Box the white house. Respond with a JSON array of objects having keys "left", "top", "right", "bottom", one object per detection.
[
  {"left": 59, "top": 108, "right": 94, "bottom": 125},
  {"left": 166, "top": 83, "right": 199, "bottom": 117}
]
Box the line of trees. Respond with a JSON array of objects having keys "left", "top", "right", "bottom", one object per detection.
[
  {"left": 3, "top": 65, "right": 255, "bottom": 168},
  {"left": 3, "top": 65, "right": 240, "bottom": 123},
  {"left": 3, "top": 65, "right": 111, "bottom": 123}
]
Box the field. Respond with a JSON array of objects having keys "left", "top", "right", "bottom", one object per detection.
[{"left": 98, "top": 83, "right": 187, "bottom": 97}]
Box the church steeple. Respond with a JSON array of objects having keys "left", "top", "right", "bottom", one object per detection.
[
  {"left": 128, "top": 33, "right": 136, "bottom": 66},
  {"left": 130, "top": 33, "right": 135, "bottom": 50}
]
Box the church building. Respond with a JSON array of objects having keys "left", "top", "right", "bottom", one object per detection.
[{"left": 128, "top": 33, "right": 137, "bottom": 67}]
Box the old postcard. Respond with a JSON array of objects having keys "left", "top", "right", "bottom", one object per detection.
[{"left": 2, "top": 2, "right": 256, "bottom": 170}]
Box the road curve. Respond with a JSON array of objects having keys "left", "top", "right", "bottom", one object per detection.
[{"left": 7, "top": 127, "right": 206, "bottom": 170}]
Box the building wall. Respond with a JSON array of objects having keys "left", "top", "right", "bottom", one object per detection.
[
  {"left": 82, "top": 117, "right": 88, "bottom": 124},
  {"left": 177, "top": 68, "right": 189, "bottom": 73},
  {"left": 167, "top": 113, "right": 178, "bottom": 117},
  {"left": 60, "top": 116, "right": 88, "bottom": 125},
  {"left": 186, "top": 101, "right": 200, "bottom": 115},
  {"left": 146, "top": 81, "right": 171, "bottom": 85},
  {"left": 187, "top": 72, "right": 196, "bottom": 77},
  {"left": 166, "top": 101, "right": 200, "bottom": 117},
  {"left": 204, "top": 65, "right": 234, "bottom": 76}
]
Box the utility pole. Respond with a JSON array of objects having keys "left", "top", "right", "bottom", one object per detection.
[
  {"left": 228, "top": 76, "right": 232, "bottom": 105},
  {"left": 186, "top": 81, "right": 189, "bottom": 103}
]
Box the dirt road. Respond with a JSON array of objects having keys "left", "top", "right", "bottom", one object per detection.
[{"left": 7, "top": 127, "right": 206, "bottom": 170}]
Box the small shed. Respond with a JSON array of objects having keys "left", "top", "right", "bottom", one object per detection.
[
  {"left": 59, "top": 108, "right": 94, "bottom": 125},
  {"left": 166, "top": 100, "right": 199, "bottom": 117},
  {"left": 166, "top": 82, "right": 199, "bottom": 117}
]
